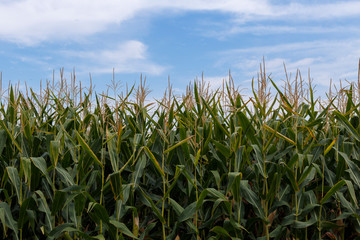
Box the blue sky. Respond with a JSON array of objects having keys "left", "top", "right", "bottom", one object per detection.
[{"left": 1, "top": 0, "right": 360, "bottom": 99}]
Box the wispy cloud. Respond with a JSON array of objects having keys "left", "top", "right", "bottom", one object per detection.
[
  {"left": 271, "top": 1, "right": 360, "bottom": 20},
  {"left": 204, "top": 25, "right": 360, "bottom": 40},
  {"left": 217, "top": 39, "right": 360, "bottom": 87},
  {"left": 60, "top": 41, "right": 166, "bottom": 75},
  {"left": 1, "top": 0, "right": 359, "bottom": 45}
]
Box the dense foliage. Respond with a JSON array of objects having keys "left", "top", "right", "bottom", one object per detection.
[{"left": 1, "top": 69, "right": 360, "bottom": 240}]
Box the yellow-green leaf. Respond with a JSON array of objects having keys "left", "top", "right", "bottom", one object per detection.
[
  {"left": 143, "top": 146, "right": 165, "bottom": 177},
  {"left": 75, "top": 130, "right": 103, "bottom": 168}
]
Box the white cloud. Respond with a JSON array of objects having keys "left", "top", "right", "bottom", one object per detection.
[
  {"left": 62, "top": 41, "right": 146, "bottom": 63},
  {"left": 0, "top": 0, "right": 146, "bottom": 45},
  {"left": 160, "top": 0, "right": 270, "bottom": 14},
  {"left": 205, "top": 25, "right": 360, "bottom": 40},
  {"left": 164, "top": 0, "right": 360, "bottom": 21},
  {"left": 272, "top": 1, "right": 360, "bottom": 20},
  {"left": 17, "top": 55, "right": 51, "bottom": 67},
  {"left": 218, "top": 39, "right": 360, "bottom": 89},
  {"left": 60, "top": 41, "right": 165, "bottom": 75},
  {"left": 1, "top": 0, "right": 360, "bottom": 45},
  {"left": 203, "top": 75, "right": 228, "bottom": 90},
  {"left": 251, "top": 57, "right": 318, "bottom": 76},
  {"left": 220, "top": 40, "right": 348, "bottom": 56}
]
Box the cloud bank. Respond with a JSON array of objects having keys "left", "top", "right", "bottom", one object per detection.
[{"left": 1, "top": 0, "right": 360, "bottom": 45}]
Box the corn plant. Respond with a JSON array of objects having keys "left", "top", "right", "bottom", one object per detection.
[{"left": 1, "top": 64, "right": 360, "bottom": 240}]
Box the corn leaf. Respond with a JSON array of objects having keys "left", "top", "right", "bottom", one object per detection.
[
  {"left": 75, "top": 130, "right": 103, "bottom": 168},
  {"left": 143, "top": 146, "right": 165, "bottom": 177},
  {"left": 321, "top": 180, "right": 345, "bottom": 204}
]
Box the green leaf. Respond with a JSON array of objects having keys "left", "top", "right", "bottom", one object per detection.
[
  {"left": 211, "top": 170, "right": 221, "bottom": 189},
  {"left": 324, "top": 137, "right": 337, "bottom": 156},
  {"left": 236, "top": 111, "right": 259, "bottom": 145},
  {"left": 7, "top": 86, "right": 16, "bottom": 123},
  {"left": 6, "top": 167, "right": 22, "bottom": 205},
  {"left": 107, "top": 130, "right": 120, "bottom": 171},
  {"left": 132, "top": 154, "right": 146, "bottom": 189},
  {"left": 321, "top": 179, "right": 345, "bottom": 204},
  {"left": 284, "top": 165, "right": 299, "bottom": 192},
  {"left": 0, "top": 120, "right": 22, "bottom": 154},
  {"left": 50, "top": 140, "right": 60, "bottom": 167},
  {"left": 0, "top": 206, "right": 6, "bottom": 234},
  {"left": 18, "top": 197, "right": 36, "bottom": 229},
  {"left": 227, "top": 172, "right": 242, "bottom": 202},
  {"left": 269, "top": 77, "right": 293, "bottom": 110},
  {"left": 264, "top": 124, "right": 296, "bottom": 145},
  {"left": 0, "top": 202, "right": 19, "bottom": 240},
  {"left": 298, "top": 165, "right": 314, "bottom": 185},
  {"left": 194, "top": 82, "right": 202, "bottom": 113},
  {"left": 20, "top": 157, "right": 32, "bottom": 188},
  {"left": 48, "top": 223, "right": 78, "bottom": 239},
  {"left": 201, "top": 96, "right": 230, "bottom": 138},
  {"left": 110, "top": 220, "right": 139, "bottom": 239},
  {"left": 143, "top": 146, "right": 165, "bottom": 177},
  {"left": 163, "top": 165, "right": 183, "bottom": 200},
  {"left": 179, "top": 123, "right": 191, "bottom": 160},
  {"left": 293, "top": 217, "right": 317, "bottom": 229},
  {"left": 266, "top": 172, "right": 279, "bottom": 205},
  {"left": 139, "top": 188, "right": 165, "bottom": 224},
  {"left": 321, "top": 221, "right": 345, "bottom": 230},
  {"left": 169, "top": 198, "right": 184, "bottom": 215},
  {"left": 164, "top": 136, "right": 193, "bottom": 154},
  {"left": 0, "top": 130, "right": 7, "bottom": 156},
  {"left": 298, "top": 166, "right": 316, "bottom": 190},
  {"left": 229, "top": 218, "right": 248, "bottom": 233},
  {"left": 212, "top": 140, "right": 231, "bottom": 158},
  {"left": 251, "top": 144, "right": 266, "bottom": 178},
  {"left": 240, "top": 181, "right": 265, "bottom": 220},
  {"left": 21, "top": 108, "right": 33, "bottom": 146},
  {"left": 196, "top": 189, "right": 209, "bottom": 210},
  {"left": 35, "top": 190, "right": 53, "bottom": 232},
  {"left": 178, "top": 202, "right": 197, "bottom": 222},
  {"left": 31, "top": 157, "right": 52, "bottom": 186},
  {"left": 75, "top": 193, "right": 87, "bottom": 216},
  {"left": 207, "top": 188, "right": 227, "bottom": 201},
  {"left": 338, "top": 151, "right": 360, "bottom": 188},
  {"left": 75, "top": 130, "right": 103, "bottom": 168},
  {"left": 88, "top": 202, "right": 109, "bottom": 224},
  {"left": 344, "top": 180, "right": 358, "bottom": 206},
  {"left": 194, "top": 148, "right": 201, "bottom": 167},
  {"left": 334, "top": 111, "right": 360, "bottom": 141},
  {"left": 210, "top": 226, "right": 232, "bottom": 239},
  {"left": 56, "top": 166, "right": 75, "bottom": 186},
  {"left": 51, "top": 190, "right": 67, "bottom": 215},
  {"left": 109, "top": 171, "right": 122, "bottom": 200}
]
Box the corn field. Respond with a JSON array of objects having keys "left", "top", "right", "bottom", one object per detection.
[{"left": 1, "top": 64, "right": 360, "bottom": 240}]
